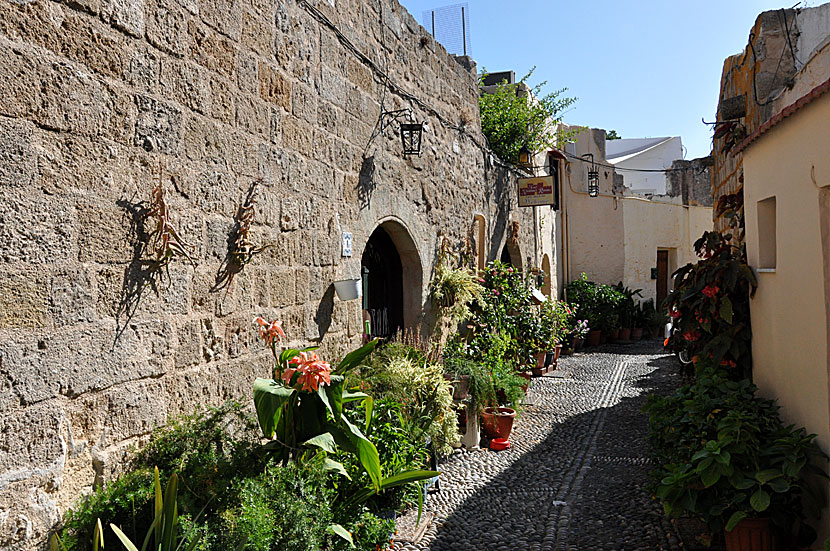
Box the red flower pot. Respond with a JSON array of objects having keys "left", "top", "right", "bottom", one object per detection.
[
  {"left": 724, "top": 518, "right": 776, "bottom": 551},
  {"left": 517, "top": 371, "right": 531, "bottom": 392},
  {"left": 586, "top": 330, "right": 601, "bottom": 347},
  {"left": 609, "top": 329, "right": 620, "bottom": 340},
  {"left": 618, "top": 327, "right": 631, "bottom": 342},
  {"left": 481, "top": 407, "right": 516, "bottom": 440}
]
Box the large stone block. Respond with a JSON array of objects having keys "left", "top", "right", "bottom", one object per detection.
[
  {"left": 236, "top": 93, "right": 270, "bottom": 138},
  {"left": 134, "top": 95, "right": 182, "bottom": 154},
  {"left": 188, "top": 21, "right": 237, "bottom": 80},
  {"left": 146, "top": 0, "right": 191, "bottom": 57},
  {"left": 50, "top": 267, "right": 97, "bottom": 326},
  {"left": 100, "top": 0, "right": 145, "bottom": 37},
  {"left": 160, "top": 58, "right": 212, "bottom": 116},
  {"left": 175, "top": 317, "right": 203, "bottom": 368},
  {"left": 198, "top": 0, "right": 241, "bottom": 40},
  {"left": 236, "top": 50, "right": 258, "bottom": 95},
  {"left": 127, "top": 45, "right": 160, "bottom": 91},
  {"left": 76, "top": 202, "right": 135, "bottom": 264},
  {"left": 240, "top": 9, "right": 273, "bottom": 55},
  {"left": 269, "top": 267, "right": 296, "bottom": 308},
  {"left": 208, "top": 74, "right": 235, "bottom": 124},
  {"left": 0, "top": 188, "right": 78, "bottom": 265},
  {"left": 0, "top": 268, "right": 49, "bottom": 329},
  {"left": 282, "top": 115, "right": 314, "bottom": 157},
  {"left": 0, "top": 118, "right": 36, "bottom": 188},
  {"left": 258, "top": 62, "right": 291, "bottom": 110},
  {"left": 291, "top": 82, "right": 317, "bottom": 125}
]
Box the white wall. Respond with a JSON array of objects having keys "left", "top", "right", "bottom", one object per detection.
[{"left": 608, "top": 137, "right": 683, "bottom": 195}]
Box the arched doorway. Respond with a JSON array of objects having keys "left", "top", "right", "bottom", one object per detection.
[
  {"left": 361, "top": 220, "right": 423, "bottom": 340},
  {"left": 500, "top": 240, "right": 523, "bottom": 271}
]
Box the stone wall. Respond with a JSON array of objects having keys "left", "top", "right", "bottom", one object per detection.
[
  {"left": 0, "top": 0, "right": 535, "bottom": 547},
  {"left": 667, "top": 157, "right": 713, "bottom": 207}
]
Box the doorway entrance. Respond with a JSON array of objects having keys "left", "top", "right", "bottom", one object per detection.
[
  {"left": 361, "top": 221, "right": 423, "bottom": 340},
  {"left": 656, "top": 249, "right": 669, "bottom": 307}
]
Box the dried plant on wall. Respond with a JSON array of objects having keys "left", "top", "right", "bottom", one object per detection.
[
  {"left": 214, "top": 179, "right": 270, "bottom": 291},
  {"left": 145, "top": 166, "right": 196, "bottom": 281}
]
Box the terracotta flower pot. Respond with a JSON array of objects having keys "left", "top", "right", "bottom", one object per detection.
[
  {"left": 631, "top": 327, "right": 643, "bottom": 341},
  {"left": 586, "top": 330, "right": 601, "bottom": 347},
  {"left": 517, "top": 371, "right": 531, "bottom": 392},
  {"left": 553, "top": 344, "right": 562, "bottom": 362},
  {"left": 573, "top": 336, "right": 585, "bottom": 351},
  {"left": 609, "top": 329, "right": 620, "bottom": 340},
  {"left": 724, "top": 518, "right": 776, "bottom": 551},
  {"left": 481, "top": 407, "right": 516, "bottom": 440},
  {"left": 535, "top": 352, "right": 546, "bottom": 369},
  {"left": 618, "top": 327, "right": 631, "bottom": 342},
  {"left": 599, "top": 332, "right": 607, "bottom": 345}
]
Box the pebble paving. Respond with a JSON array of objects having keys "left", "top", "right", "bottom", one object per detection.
[{"left": 394, "top": 340, "right": 684, "bottom": 551}]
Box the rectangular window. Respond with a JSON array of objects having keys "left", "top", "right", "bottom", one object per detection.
[{"left": 757, "top": 196, "right": 777, "bottom": 270}]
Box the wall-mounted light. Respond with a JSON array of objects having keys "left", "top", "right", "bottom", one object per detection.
[
  {"left": 518, "top": 145, "right": 532, "bottom": 169},
  {"left": 582, "top": 153, "right": 599, "bottom": 197},
  {"left": 380, "top": 109, "right": 424, "bottom": 156}
]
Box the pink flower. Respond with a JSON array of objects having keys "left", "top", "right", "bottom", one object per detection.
[
  {"left": 702, "top": 285, "right": 719, "bottom": 298},
  {"left": 478, "top": 278, "right": 485, "bottom": 283},
  {"left": 507, "top": 267, "right": 513, "bottom": 273},
  {"left": 282, "top": 350, "right": 332, "bottom": 392},
  {"left": 254, "top": 317, "right": 286, "bottom": 345}
]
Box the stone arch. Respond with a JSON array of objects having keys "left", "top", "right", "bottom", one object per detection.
[
  {"left": 361, "top": 218, "right": 423, "bottom": 338},
  {"left": 541, "top": 254, "right": 552, "bottom": 297},
  {"left": 500, "top": 239, "right": 523, "bottom": 272}
]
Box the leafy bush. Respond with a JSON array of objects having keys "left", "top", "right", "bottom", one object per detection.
[
  {"left": 565, "top": 273, "right": 625, "bottom": 333},
  {"left": 664, "top": 231, "right": 757, "bottom": 377},
  {"left": 479, "top": 68, "right": 576, "bottom": 164},
  {"left": 357, "top": 342, "right": 458, "bottom": 455},
  {"left": 429, "top": 253, "right": 482, "bottom": 324},
  {"left": 645, "top": 369, "right": 827, "bottom": 545}
]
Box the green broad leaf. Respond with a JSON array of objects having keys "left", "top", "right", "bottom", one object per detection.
[
  {"left": 695, "top": 457, "right": 714, "bottom": 473},
  {"left": 725, "top": 511, "right": 748, "bottom": 532},
  {"left": 378, "top": 470, "right": 440, "bottom": 490},
  {"left": 767, "top": 477, "right": 790, "bottom": 493},
  {"left": 335, "top": 340, "right": 378, "bottom": 375},
  {"left": 322, "top": 458, "right": 351, "bottom": 479},
  {"left": 730, "top": 477, "right": 755, "bottom": 490},
  {"left": 153, "top": 467, "right": 163, "bottom": 547},
  {"left": 754, "top": 469, "right": 781, "bottom": 485},
  {"left": 342, "top": 416, "right": 382, "bottom": 491},
  {"left": 324, "top": 376, "right": 346, "bottom": 422},
  {"left": 715, "top": 450, "right": 731, "bottom": 465},
  {"left": 279, "top": 348, "right": 302, "bottom": 365},
  {"left": 700, "top": 466, "right": 721, "bottom": 488},
  {"left": 328, "top": 524, "right": 354, "bottom": 546},
  {"left": 750, "top": 489, "right": 771, "bottom": 512},
  {"left": 342, "top": 390, "right": 370, "bottom": 403},
  {"left": 416, "top": 482, "right": 424, "bottom": 527},
  {"left": 162, "top": 473, "right": 179, "bottom": 551},
  {"left": 363, "top": 396, "right": 374, "bottom": 433},
  {"left": 719, "top": 297, "right": 734, "bottom": 324},
  {"left": 253, "top": 379, "right": 295, "bottom": 439},
  {"left": 110, "top": 525, "right": 140, "bottom": 551},
  {"left": 301, "top": 432, "right": 337, "bottom": 453},
  {"left": 93, "top": 518, "right": 104, "bottom": 551}
]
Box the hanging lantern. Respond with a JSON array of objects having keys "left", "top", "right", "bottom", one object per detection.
[
  {"left": 518, "top": 145, "right": 532, "bottom": 168},
  {"left": 399, "top": 120, "right": 423, "bottom": 156},
  {"left": 380, "top": 109, "right": 424, "bottom": 157},
  {"left": 582, "top": 153, "right": 600, "bottom": 197}
]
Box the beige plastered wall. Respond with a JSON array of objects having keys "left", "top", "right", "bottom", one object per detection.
[
  {"left": 622, "top": 198, "right": 712, "bottom": 302},
  {"left": 562, "top": 127, "right": 625, "bottom": 287},
  {"left": 743, "top": 95, "right": 830, "bottom": 540}
]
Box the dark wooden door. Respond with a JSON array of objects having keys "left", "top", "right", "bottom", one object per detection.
[{"left": 656, "top": 250, "right": 669, "bottom": 308}]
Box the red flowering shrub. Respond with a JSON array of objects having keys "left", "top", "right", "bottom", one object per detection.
[{"left": 664, "top": 231, "right": 757, "bottom": 377}]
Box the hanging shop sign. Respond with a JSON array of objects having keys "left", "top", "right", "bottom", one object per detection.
[{"left": 517, "top": 176, "right": 555, "bottom": 207}]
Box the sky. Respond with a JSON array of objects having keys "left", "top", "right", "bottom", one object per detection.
[{"left": 398, "top": 0, "right": 805, "bottom": 159}]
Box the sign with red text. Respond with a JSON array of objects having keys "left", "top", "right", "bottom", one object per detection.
[{"left": 518, "top": 176, "right": 555, "bottom": 207}]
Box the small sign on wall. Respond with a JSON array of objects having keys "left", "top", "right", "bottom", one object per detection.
[
  {"left": 518, "top": 176, "right": 555, "bottom": 207},
  {"left": 342, "top": 232, "right": 353, "bottom": 257}
]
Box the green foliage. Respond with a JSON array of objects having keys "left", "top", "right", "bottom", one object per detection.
[
  {"left": 479, "top": 68, "right": 576, "bottom": 163},
  {"left": 664, "top": 231, "right": 757, "bottom": 377},
  {"left": 253, "top": 339, "right": 381, "bottom": 490},
  {"left": 356, "top": 343, "right": 458, "bottom": 455},
  {"left": 645, "top": 368, "right": 828, "bottom": 544},
  {"left": 606, "top": 129, "right": 621, "bottom": 140},
  {"left": 219, "top": 463, "right": 334, "bottom": 551},
  {"left": 109, "top": 467, "right": 201, "bottom": 551},
  {"left": 442, "top": 337, "right": 495, "bottom": 412},
  {"left": 429, "top": 253, "right": 483, "bottom": 324},
  {"left": 565, "top": 273, "right": 625, "bottom": 333}
]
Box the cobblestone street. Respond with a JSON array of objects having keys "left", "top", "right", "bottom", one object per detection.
[{"left": 396, "top": 341, "right": 684, "bottom": 551}]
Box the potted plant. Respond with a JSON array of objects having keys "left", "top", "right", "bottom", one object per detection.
[{"left": 648, "top": 368, "right": 828, "bottom": 550}]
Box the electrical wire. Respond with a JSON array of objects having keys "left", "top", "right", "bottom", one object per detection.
[
  {"left": 521, "top": 151, "right": 683, "bottom": 174},
  {"left": 779, "top": 8, "right": 802, "bottom": 69}
]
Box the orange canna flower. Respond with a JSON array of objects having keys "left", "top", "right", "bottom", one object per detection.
[
  {"left": 254, "top": 317, "right": 286, "bottom": 346},
  {"left": 282, "top": 350, "right": 332, "bottom": 392}
]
